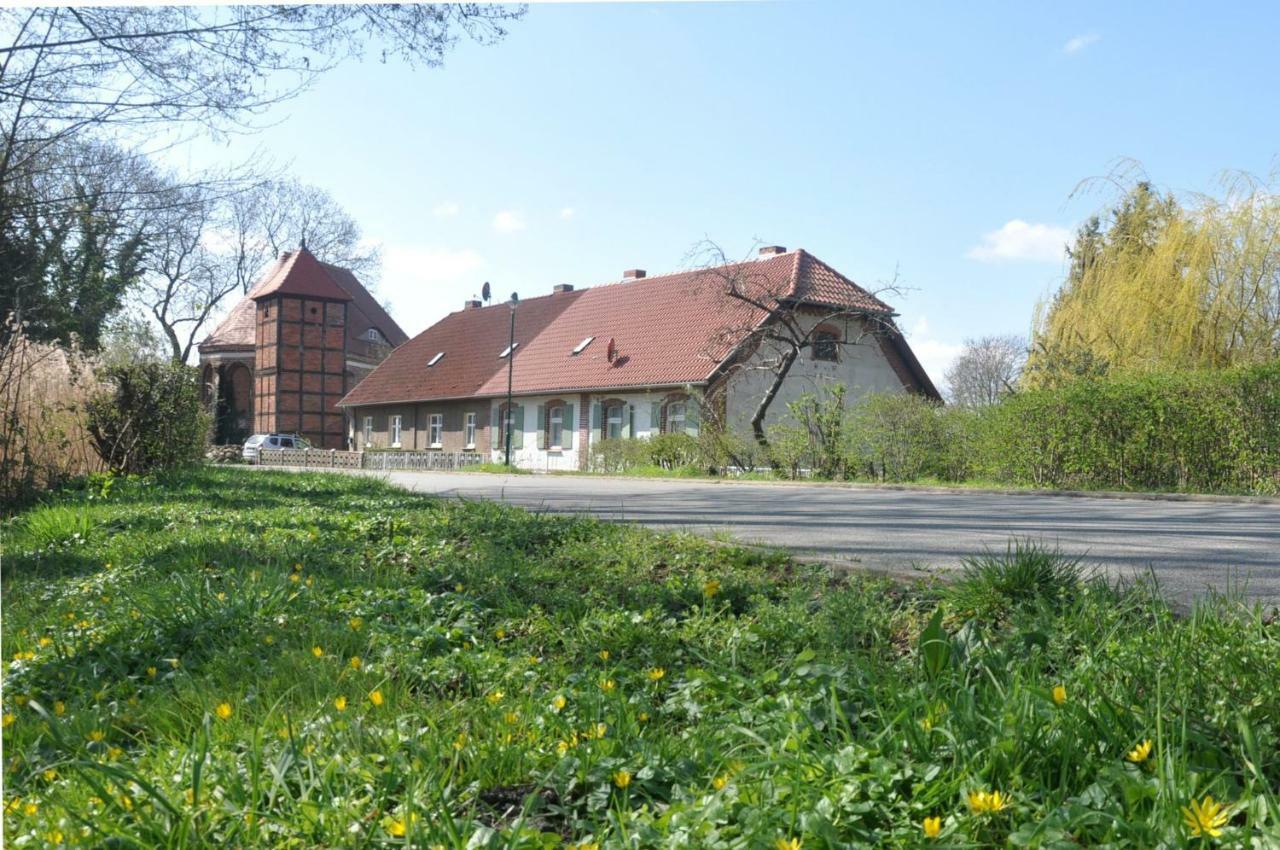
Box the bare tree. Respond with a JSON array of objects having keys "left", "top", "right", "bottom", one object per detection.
[
  {"left": 0, "top": 6, "right": 525, "bottom": 189},
  {"left": 226, "top": 178, "right": 381, "bottom": 294},
  {"left": 944, "top": 335, "right": 1026, "bottom": 406},
  {"left": 694, "top": 240, "right": 906, "bottom": 459}
]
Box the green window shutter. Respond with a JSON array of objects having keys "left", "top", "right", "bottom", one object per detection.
[
  {"left": 563, "top": 403, "right": 575, "bottom": 449},
  {"left": 512, "top": 405, "right": 525, "bottom": 449},
  {"left": 491, "top": 404, "right": 500, "bottom": 431},
  {"left": 590, "top": 402, "right": 603, "bottom": 443},
  {"left": 622, "top": 404, "right": 633, "bottom": 438},
  {"left": 686, "top": 401, "right": 700, "bottom": 437},
  {"left": 536, "top": 404, "right": 546, "bottom": 450},
  {"left": 650, "top": 402, "right": 662, "bottom": 435}
]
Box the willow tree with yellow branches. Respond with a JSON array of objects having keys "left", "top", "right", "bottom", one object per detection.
[{"left": 1026, "top": 168, "right": 1280, "bottom": 387}]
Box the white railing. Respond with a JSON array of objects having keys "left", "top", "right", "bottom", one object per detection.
[
  {"left": 363, "top": 450, "right": 484, "bottom": 471},
  {"left": 257, "top": 448, "right": 482, "bottom": 472}
]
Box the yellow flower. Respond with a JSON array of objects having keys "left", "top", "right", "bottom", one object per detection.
[
  {"left": 454, "top": 731, "right": 467, "bottom": 750},
  {"left": 4, "top": 797, "right": 20, "bottom": 814},
  {"left": 107, "top": 747, "right": 123, "bottom": 760},
  {"left": 598, "top": 650, "right": 610, "bottom": 661},
  {"left": 703, "top": 578, "right": 721, "bottom": 597},
  {"left": 573, "top": 843, "right": 600, "bottom": 850},
  {"left": 43, "top": 769, "right": 57, "bottom": 781},
  {"left": 495, "top": 628, "right": 506, "bottom": 639},
  {"left": 349, "top": 617, "right": 363, "bottom": 631},
  {"left": 712, "top": 774, "right": 728, "bottom": 790},
  {"left": 923, "top": 816, "right": 942, "bottom": 838},
  {"left": 612, "top": 769, "right": 632, "bottom": 789},
  {"left": 14, "top": 695, "right": 28, "bottom": 706},
  {"left": 369, "top": 689, "right": 384, "bottom": 707},
  {"left": 38, "top": 637, "right": 53, "bottom": 647},
  {"left": 305, "top": 576, "right": 314, "bottom": 587},
  {"left": 600, "top": 678, "right": 616, "bottom": 693},
  {"left": 146, "top": 666, "right": 157, "bottom": 678},
  {"left": 637, "top": 711, "right": 650, "bottom": 723},
  {"left": 1182, "top": 795, "right": 1230, "bottom": 838},
  {"left": 88, "top": 729, "right": 106, "bottom": 742},
  {"left": 387, "top": 818, "right": 407, "bottom": 837},
  {"left": 775, "top": 838, "right": 802, "bottom": 850},
  {"left": 1052, "top": 685, "right": 1067, "bottom": 706},
  {"left": 169, "top": 658, "right": 180, "bottom": 668},
  {"left": 289, "top": 573, "right": 301, "bottom": 583},
  {"left": 551, "top": 694, "right": 567, "bottom": 712},
  {"left": 334, "top": 696, "right": 347, "bottom": 712},
  {"left": 53, "top": 701, "right": 66, "bottom": 717},
  {"left": 556, "top": 739, "right": 571, "bottom": 757},
  {"left": 647, "top": 667, "right": 665, "bottom": 682},
  {"left": 348, "top": 656, "right": 362, "bottom": 670},
  {"left": 1126, "top": 739, "right": 1153, "bottom": 763},
  {"left": 216, "top": 592, "right": 227, "bottom": 602},
  {"left": 486, "top": 690, "right": 503, "bottom": 705},
  {"left": 1, "top": 713, "right": 14, "bottom": 728},
  {"left": 46, "top": 830, "right": 64, "bottom": 845},
  {"left": 967, "top": 789, "right": 1010, "bottom": 814},
  {"left": 24, "top": 801, "right": 39, "bottom": 816},
  {"left": 503, "top": 711, "right": 519, "bottom": 725},
  {"left": 311, "top": 646, "right": 323, "bottom": 658},
  {"left": 215, "top": 702, "right": 233, "bottom": 720}
]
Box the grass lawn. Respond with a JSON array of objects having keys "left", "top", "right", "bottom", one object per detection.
[{"left": 2, "top": 468, "right": 1278, "bottom": 849}]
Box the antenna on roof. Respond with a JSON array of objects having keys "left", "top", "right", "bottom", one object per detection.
[{"left": 481, "top": 281, "right": 491, "bottom": 303}]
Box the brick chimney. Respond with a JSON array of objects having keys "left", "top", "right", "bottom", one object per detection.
[
  {"left": 758, "top": 245, "right": 787, "bottom": 257},
  {"left": 553, "top": 283, "right": 575, "bottom": 293},
  {"left": 622, "top": 269, "right": 646, "bottom": 280},
  {"left": 463, "top": 299, "right": 482, "bottom": 310}
]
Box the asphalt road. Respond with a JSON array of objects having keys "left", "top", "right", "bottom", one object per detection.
[{"left": 342, "top": 470, "right": 1280, "bottom": 608}]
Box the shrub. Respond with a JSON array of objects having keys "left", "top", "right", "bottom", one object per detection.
[
  {"left": 945, "top": 540, "right": 1089, "bottom": 623},
  {"left": 86, "top": 361, "right": 209, "bottom": 474},
  {"left": 847, "top": 391, "right": 950, "bottom": 482},
  {"left": 589, "top": 433, "right": 707, "bottom": 474}
]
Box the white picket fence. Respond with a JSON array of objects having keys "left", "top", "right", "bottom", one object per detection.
[{"left": 257, "top": 448, "right": 482, "bottom": 472}]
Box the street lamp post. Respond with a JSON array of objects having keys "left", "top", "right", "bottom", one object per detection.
[{"left": 504, "top": 292, "right": 518, "bottom": 467}]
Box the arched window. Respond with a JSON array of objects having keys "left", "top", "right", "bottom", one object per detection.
[{"left": 813, "top": 325, "right": 840, "bottom": 362}]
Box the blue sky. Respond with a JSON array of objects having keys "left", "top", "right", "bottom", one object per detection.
[{"left": 170, "top": 1, "right": 1280, "bottom": 384}]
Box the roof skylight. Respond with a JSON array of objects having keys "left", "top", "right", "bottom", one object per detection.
[
  {"left": 499, "top": 342, "right": 519, "bottom": 358},
  {"left": 427, "top": 351, "right": 444, "bottom": 367},
  {"left": 571, "top": 336, "right": 595, "bottom": 355}
]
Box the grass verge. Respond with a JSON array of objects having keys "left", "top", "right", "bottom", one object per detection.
[{"left": 2, "top": 468, "right": 1277, "bottom": 848}]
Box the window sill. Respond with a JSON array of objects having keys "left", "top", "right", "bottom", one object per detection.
[
  {"left": 391, "top": 443, "right": 401, "bottom": 449},
  {"left": 429, "top": 444, "right": 443, "bottom": 450},
  {"left": 464, "top": 445, "right": 476, "bottom": 451}
]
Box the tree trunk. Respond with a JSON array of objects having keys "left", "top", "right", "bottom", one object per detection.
[{"left": 748, "top": 345, "right": 799, "bottom": 457}]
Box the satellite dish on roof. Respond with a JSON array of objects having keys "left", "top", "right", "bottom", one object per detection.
[
  {"left": 481, "top": 281, "right": 491, "bottom": 303},
  {"left": 607, "top": 337, "right": 617, "bottom": 363}
]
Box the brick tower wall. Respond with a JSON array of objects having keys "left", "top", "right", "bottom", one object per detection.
[{"left": 253, "top": 295, "right": 348, "bottom": 448}]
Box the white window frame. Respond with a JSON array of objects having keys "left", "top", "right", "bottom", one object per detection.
[
  {"left": 666, "top": 402, "right": 686, "bottom": 434},
  {"left": 606, "top": 404, "right": 624, "bottom": 440},
  {"left": 428, "top": 413, "right": 443, "bottom": 448},
  {"left": 464, "top": 412, "right": 477, "bottom": 449},
  {"left": 391, "top": 415, "right": 402, "bottom": 448},
  {"left": 548, "top": 405, "right": 564, "bottom": 450},
  {"left": 362, "top": 416, "right": 372, "bottom": 447}
]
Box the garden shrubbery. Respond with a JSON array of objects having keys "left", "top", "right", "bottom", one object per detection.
[
  {"left": 591, "top": 362, "right": 1280, "bottom": 494},
  {"left": 86, "top": 361, "right": 209, "bottom": 475}
]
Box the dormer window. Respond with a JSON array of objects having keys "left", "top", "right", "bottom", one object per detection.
[
  {"left": 499, "top": 342, "right": 519, "bottom": 358},
  {"left": 365, "top": 327, "right": 387, "bottom": 344},
  {"left": 427, "top": 351, "right": 445, "bottom": 367},
  {"left": 572, "top": 336, "right": 595, "bottom": 355}
]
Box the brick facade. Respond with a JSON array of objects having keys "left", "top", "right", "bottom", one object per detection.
[{"left": 254, "top": 295, "right": 349, "bottom": 449}]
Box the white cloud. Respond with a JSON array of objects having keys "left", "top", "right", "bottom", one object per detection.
[
  {"left": 432, "top": 202, "right": 460, "bottom": 218},
  {"left": 907, "top": 317, "right": 964, "bottom": 391},
  {"left": 492, "top": 210, "right": 526, "bottom": 233},
  {"left": 1063, "top": 33, "right": 1100, "bottom": 54},
  {"left": 559, "top": 207, "right": 575, "bottom": 220},
  {"left": 380, "top": 243, "right": 485, "bottom": 335},
  {"left": 967, "top": 219, "right": 1071, "bottom": 263}
]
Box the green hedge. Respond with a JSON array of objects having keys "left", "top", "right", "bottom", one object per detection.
[{"left": 974, "top": 363, "right": 1280, "bottom": 493}]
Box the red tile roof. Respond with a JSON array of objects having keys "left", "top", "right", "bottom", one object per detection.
[
  {"left": 341, "top": 248, "right": 934, "bottom": 405},
  {"left": 250, "top": 246, "right": 352, "bottom": 302},
  {"left": 198, "top": 249, "right": 407, "bottom": 352}
]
